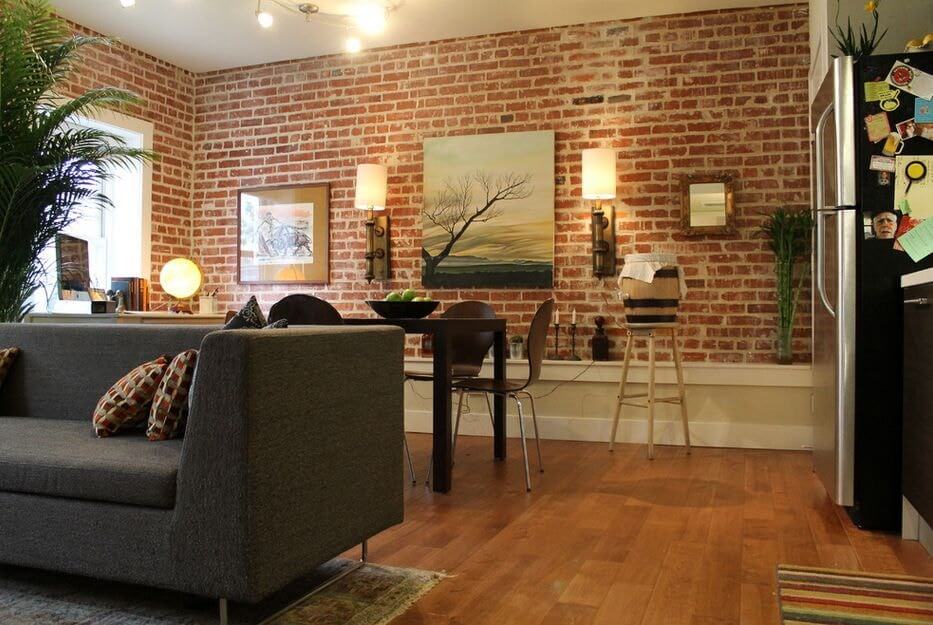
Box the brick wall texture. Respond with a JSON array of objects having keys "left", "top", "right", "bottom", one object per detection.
[
  {"left": 66, "top": 24, "right": 195, "bottom": 300},
  {"left": 73, "top": 4, "right": 813, "bottom": 363}
]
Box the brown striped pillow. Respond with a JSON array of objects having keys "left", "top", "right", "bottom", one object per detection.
[
  {"left": 147, "top": 349, "right": 198, "bottom": 441},
  {"left": 0, "top": 347, "right": 20, "bottom": 389},
  {"left": 93, "top": 356, "right": 169, "bottom": 438}
]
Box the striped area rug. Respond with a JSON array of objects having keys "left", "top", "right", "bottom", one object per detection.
[{"left": 777, "top": 565, "right": 933, "bottom": 624}]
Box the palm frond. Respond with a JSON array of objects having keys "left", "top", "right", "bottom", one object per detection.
[{"left": 0, "top": 0, "right": 154, "bottom": 322}]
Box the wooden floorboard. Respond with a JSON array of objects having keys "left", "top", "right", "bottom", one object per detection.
[{"left": 362, "top": 435, "right": 933, "bottom": 625}]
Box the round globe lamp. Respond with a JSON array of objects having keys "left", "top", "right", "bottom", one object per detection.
[{"left": 160, "top": 258, "right": 202, "bottom": 314}]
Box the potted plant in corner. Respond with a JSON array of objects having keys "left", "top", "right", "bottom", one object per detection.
[
  {"left": 760, "top": 207, "right": 813, "bottom": 364},
  {"left": 509, "top": 334, "right": 524, "bottom": 360},
  {"left": 0, "top": 0, "right": 153, "bottom": 322}
]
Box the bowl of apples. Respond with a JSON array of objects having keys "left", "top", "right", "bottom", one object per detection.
[{"left": 366, "top": 289, "right": 439, "bottom": 319}]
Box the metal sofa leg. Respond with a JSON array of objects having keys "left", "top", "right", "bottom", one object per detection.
[
  {"left": 361, "top": 539, "right": 369, "bottom": 563},
  {"left": 219, "top": 598, "right": 228, "bottom": 625}
]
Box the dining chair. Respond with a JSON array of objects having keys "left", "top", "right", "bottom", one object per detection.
[
  {"left": 452, "top": 298, "right": 553, "bottom": 492},
  {"left": 268, "top": 294, "right": 344, "bottom": 325},
  {"left": 406, "top": 300, "right": 497, "bottom": 484}
]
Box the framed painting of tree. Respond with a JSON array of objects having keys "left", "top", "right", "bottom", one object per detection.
[{"left": 421, "top": 130, "right": 555, "bottom": 288}]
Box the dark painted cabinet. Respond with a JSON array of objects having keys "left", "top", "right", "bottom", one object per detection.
[{"left": 903, "top": 282, "right": 933, "bottom": 529}]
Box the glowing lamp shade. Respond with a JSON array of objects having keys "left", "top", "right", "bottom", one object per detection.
[
  {"left": 582, "top": 148, "right": 617, "bottom": 200},
  {"left": 352, "top": 2, "right": 387, "bottom": 35},
  {"left": 354, "top": 164, "right": 388, "bottom": 210},
  {"left": 159, "top": 258, "right": 202, "bottom": 300}
]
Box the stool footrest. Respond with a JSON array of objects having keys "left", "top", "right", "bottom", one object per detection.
[{"left": 618, "top": 395, "right": 681, "bottom": 404}]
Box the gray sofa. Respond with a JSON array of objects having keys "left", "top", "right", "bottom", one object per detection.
[{"left": 0, "top": 323, "right": 405, "bottom": 612}]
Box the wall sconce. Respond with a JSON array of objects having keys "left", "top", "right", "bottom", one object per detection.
[
  {"left": 354, "top": 164, "right": 390, "bottom": 283},
  {"left": 582, "top": 148, "right": 617, "bottom": 278}
]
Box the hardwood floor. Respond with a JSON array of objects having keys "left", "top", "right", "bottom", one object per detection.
[{"left": 363, "top": 434, "right": 933, "bottom": 625}]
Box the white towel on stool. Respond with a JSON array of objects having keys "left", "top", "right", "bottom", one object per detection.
[{"left": 617, "top": 253, "right": 687, "bottom": 297}]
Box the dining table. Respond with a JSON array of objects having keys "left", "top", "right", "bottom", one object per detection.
[{"left": 343, "top": 316, "right": 508, "bottom": 493}]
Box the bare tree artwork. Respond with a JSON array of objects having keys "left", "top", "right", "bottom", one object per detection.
[{"left": 421, "top": 171, "right": 533, "bottom": 281}]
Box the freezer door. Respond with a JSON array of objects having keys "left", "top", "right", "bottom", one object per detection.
[{"left": 811, "top": 57, "right": 857, "bottom": 506}]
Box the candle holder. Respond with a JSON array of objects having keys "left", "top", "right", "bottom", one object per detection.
[
  {"left": 552, "top": 322, "right": 561, "bottom": 360},
  {"left": 569, "top": 323, "right": 582, "bottom": 361}
]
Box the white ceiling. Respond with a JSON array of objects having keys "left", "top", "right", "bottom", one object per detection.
[{"left": 51, "top": 0, "right": 796, "bottom": 73}]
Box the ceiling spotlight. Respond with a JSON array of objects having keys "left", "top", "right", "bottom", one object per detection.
[
  {"left": 256, "top": 0, "right": 273, "bottom": 28},
  {"left": 345, "top": 36, "right": 362, "bottom": 54},
  {"left": 352, "top": 3, "right": 387, "bottom": 35},
  {"left": 119, "top": 0, "right": 136, "bottom": 6}
]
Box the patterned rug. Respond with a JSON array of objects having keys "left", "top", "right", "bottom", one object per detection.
[
  {"left": 0, "top": 560, "right": 444, "bottom": 625},
  {"left": 777, "top": 564, "right": 933, "bottom": 624}
]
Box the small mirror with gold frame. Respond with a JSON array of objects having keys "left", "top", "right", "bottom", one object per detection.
[{"left": 680, "top": 173, "right": 736, "bottom": 236}]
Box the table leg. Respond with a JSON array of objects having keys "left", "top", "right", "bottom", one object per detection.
[
  {"left": 432, "top": 330, "right": 453, "bottom": 493},
  {"left": 494, "top": 329, "right": 507, "bottom": 460}
]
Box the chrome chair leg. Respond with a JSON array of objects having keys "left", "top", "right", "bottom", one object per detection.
[
  {"left": 403, "top": 435, "right": 416, "bottom": 485},
  {"left": 520, "top": 391, "right": 543, "bottom": 473},
  {"left": 483, "top": 392, "right": 494, "bottom": 431},
  {"left": 512, "top": 394, "right": 532, "bottom": 492},
  {"left": 451, "top": 388, "right": 465, "bottom": 464}
]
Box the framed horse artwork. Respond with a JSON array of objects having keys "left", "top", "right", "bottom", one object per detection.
[{"left": 237, "top": 183, "right": 330, "bottom": 285}]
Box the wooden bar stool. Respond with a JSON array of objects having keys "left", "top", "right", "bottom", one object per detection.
[{"left": 608, "top": 323, "right": 690, "bottom": 459}]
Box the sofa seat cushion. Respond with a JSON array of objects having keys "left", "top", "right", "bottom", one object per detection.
[{"left": 0, "top": 417, "right": 182, "bottom": 508}]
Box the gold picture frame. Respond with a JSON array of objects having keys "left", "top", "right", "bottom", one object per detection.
[{"left": 237, "top": 183, "right": 330, "bottom": 285}]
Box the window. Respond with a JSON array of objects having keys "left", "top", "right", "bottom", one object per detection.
[{"left": 32, "top": 110, "right": 153, "bottom": 313}]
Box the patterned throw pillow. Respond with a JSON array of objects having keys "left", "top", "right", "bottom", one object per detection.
[
  {"left": 147, "top": 349, "right": 198, "bottom": 441},
  {"left": 224, "top": 295, "right": 266, "bottom": 329},
  {"left": 0, "top": 347, "right": 20, "bottom": 389},
  {"left": 93, "top": 356, "right": 169, "bottom": 438},
  {"left": 264, "top": 319, "right": 288, "bottom": 329}
]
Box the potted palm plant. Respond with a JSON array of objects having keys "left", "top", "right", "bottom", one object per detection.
[
  {"left": 0, "top": 0, "right": 152, "bottom": 322},
  {"left": 760, "top": 207, "right": 813, "bottom": 364}
]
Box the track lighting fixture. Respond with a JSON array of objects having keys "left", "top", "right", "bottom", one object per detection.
[
  {"left": 256, "top": 0, "right": 274, "bottom": 28},
  {"left": 255, "top": 2, "right": 393, "bottom": 53},
  {"left": 119, "top": 0, "right": 135, "bottom": 7}
]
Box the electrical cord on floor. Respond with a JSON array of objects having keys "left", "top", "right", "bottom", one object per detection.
[{"left": 404, "top": 357, "right": 600, "bottom": 407}]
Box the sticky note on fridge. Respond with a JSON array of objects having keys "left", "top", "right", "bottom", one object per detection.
[
  {"left": 870, "top": 154, "right": 896, "bottom": 172},
  {"left": 864, "top": 81, "right": 897, "bottom": 102},
  {"left": 886, "top": 61, "right": 933, "bottom": 100},
  {"left": 896, "top": 218, "right": 933, "bottom": 262},
  {"left": 916, "top": 98, "right": 933, "bottom": 123},
  {"left": 865, "top": 112, "right": 890, "bottom": 143}
]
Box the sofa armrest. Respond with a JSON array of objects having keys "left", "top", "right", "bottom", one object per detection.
[{"left": 169, "top": 326, "right": 405, "bottom": 602}]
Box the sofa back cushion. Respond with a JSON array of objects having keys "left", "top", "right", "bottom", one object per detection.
[{"left": 0, "top": 324, "right": 216, "bottom": 421}]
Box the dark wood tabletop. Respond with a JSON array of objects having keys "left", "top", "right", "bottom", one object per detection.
[{"left": 345, "top": 316, "right": 508, "bottom": 493}]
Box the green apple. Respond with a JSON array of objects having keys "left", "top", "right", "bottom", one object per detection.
[
  {"left": 401, "top": 288, "right": 417, "bottom": 302},
  {"left": 412, "top": 296, "right": 426, "bottom": 302},
  {"left": 385, "top": 291, "right": 402, "bottom": 302}
]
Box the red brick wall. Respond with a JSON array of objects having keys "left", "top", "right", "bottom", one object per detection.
[
  {"left": 65, "top": 24, "right": 195, "bottom": 307},
  {"left": 69, "top": 5, "right": 812, "bottom": 363}
]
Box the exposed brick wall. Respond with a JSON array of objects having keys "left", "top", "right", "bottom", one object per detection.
[
  {"left": 64, "top": 23, "right": 195, "bottom": 307},
  {"left": 65, "top": 5, "right": 812, "bottom": 363},
  {"left": 192, "top": 4, "right": 812, "bottom": 363}
]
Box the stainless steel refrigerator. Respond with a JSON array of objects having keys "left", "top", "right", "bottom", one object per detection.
[{"left": 811, "top": 52, "right": 933, "bottom": 530}]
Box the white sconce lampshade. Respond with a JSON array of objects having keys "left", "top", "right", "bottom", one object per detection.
[
  {"left": 354, "top": 164, "right": 388, "bottom": 211},
  {"left": 582, "top": 148, "right": 617, "bottom": 200}
]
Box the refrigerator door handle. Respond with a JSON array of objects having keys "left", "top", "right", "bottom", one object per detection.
[{"left": 813, "top": 104, "right": 836, "bottom": 319}]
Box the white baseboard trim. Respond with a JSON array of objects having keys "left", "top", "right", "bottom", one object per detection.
[{"left": 405, "top": 409, "right": 813, "bottom": 451}]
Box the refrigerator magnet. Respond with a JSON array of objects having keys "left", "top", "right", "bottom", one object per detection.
[
  {"left": 865, "top": 112, "right": 890, "bottom": 143},
  {"left": 916, "top": 98, "right": 933, "bottom": 123},
  {"left": 869, "top": 155, "right": 896, "bottom": 172},
  {"left": 878, "top": 171, "right": 892, "bottom": 186},
  {"left": 896, "top": 118, "right": 920, "bottom": 140},
  {"left": 885, "top": 61, "right": 933, "bottom": 100},
  {"left": 864, "top": 81, "right": 897, "bottom": 102}
]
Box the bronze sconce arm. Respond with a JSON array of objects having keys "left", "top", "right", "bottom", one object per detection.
[{"left": 591, "top": 201, "right": 616, "bottom": 278}]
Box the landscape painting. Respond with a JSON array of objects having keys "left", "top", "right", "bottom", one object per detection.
[{"left": 421, "top": 130, "right": 554, "bottom": 288}]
